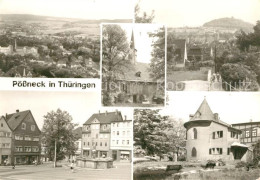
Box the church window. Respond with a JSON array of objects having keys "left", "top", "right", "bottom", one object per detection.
[
  {"left": 192, "top": 147, "right": 197, "bottom": 157},
  {"left": 192, "top": 128, "right": 197, "bottom": 139}
]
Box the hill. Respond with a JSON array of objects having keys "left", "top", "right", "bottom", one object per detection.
[
  {"left": 203, "top": 17, "right": 254, "bottom": 31},
  {"left": 0, "top": 14, "right": 131, "bottom": 23}
]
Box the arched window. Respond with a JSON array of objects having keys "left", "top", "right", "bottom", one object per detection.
[
  {"left": 192, "top": 147, "right": 197, "bottom": 157},
  {"left": 193, "top": 128, "right": 197, "bottom": 139}
]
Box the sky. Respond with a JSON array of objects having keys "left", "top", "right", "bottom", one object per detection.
[
  {"left": 117, "top": 23, "right": 165, "bottom": 63},
  {"left": 161, "top": 92, "right": 260, "bottom": 125},
  {"left": 137, "top": 0, "right": 260, "bottom": 27},
  {"left": 0, "top": 0, "right": 134, "bottom": 20},
  {"left": 0, "top": 91, "right": 133, "bottom": 129}
]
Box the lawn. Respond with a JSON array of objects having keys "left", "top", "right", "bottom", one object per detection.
[{"left": 167, "top": 71, "right": 208, "bottom": 82}]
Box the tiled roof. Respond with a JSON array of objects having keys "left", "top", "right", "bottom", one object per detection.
[
  {"left": 116, "top": 62, "right": 154, "bottom": 82},
  {"left": 190, "top": 98, "right": 215, "bottom": 121},
  {"left": 84, "top": 111, "right": 123, "bottom": 125},
  {"left": 5, "top": 110, "right": 30, "bottom": 131}
]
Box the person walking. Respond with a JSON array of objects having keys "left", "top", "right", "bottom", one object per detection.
[{"left": 70, "top": 160, "right": 75, "bottom": 173}]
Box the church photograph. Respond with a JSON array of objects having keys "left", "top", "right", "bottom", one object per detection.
[{"left": 101, "top": 23, "right": 165, "bottom": 107}]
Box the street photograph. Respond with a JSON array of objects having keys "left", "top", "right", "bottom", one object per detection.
[{"left": 0, "top": 91, "right": 132, "bottom": 180}]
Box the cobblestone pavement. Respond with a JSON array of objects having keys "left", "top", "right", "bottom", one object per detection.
[{"left": 0, "top": 162, "right": 131, "bottom": 180}]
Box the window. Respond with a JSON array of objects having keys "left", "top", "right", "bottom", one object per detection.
[
  {"left": 1, "top": 123, "right": 3, "bottom": 127},
  {"left": 15, "top": 134, "right": 19, "bottom": 140},
  {"left": 122, "top": 140, "right": 125, "bottom": 145},
  {"left": 209, "top": 148, "right": 222, "bottom": 155},
  {"left": 21, "top": 123, "right": 26, "bottom": 130},
  {"left": 100, "top": 142, "right": 102, "bottom": 146},
  {"left": 113, "top": 131, "right": 115, "bottom": 136},
  {"left": 24, "top": 146, "right": 31, "bottom": 152},
  {"left": 117, "top": 131, "right": 119, "bottom": 136},
  {"left": 117, "top": 123, "right": 119, "bottom": 127},
  {"left": 227, "top": 148, "right": 230, "bottom": 155},
  {"left": 96, "top": 134, "right": 98, "bottom": 138},
  {"left": 87, "top": 142, "right": 89, "bottom": 146},
  {"left": 127, "top": 140, "right": 129, "bottom": 145},
  {"left": 33, "top": 137, "right": 39, "bottom": 141},
  {"left": 2, "top": 143, "right": 10, "bottom": 148},
  {"left": 116, "top": 140, "right": 119, "bottom": 145},
  {"left": 252, "top": 128, "right": 257, "bottom": 137},
  {"left": 192, "top": 128, "right": 197, "bottom": 139},
  {"left": 24, "top": 135, "right": 31, "bottom": 141},
  {"left": 105, "top": 142, "right": 107, "bottom": 146},
  {"left": 32, "top": 146, "right": 39, "bottom": 152},
  {"left": 192, "top": 147, "right": 197, "bottom": 157},
  {"left": 96, "top": 142, "right": 97, "bottom": 146},
  {"left": 15, "top": 146, "right": 23, "bottom": 152},
  {"left": 31, "top": 125, "right": 35, "bottom": 131},
  {"left": 103, "top": 125, "right": 107, "bottom": 130},
  {"left": 19, "top": 135, "right": 23, "bottom": 140},
  {"left": 231, "top": 131, "right": 238, "bottom": 139},
  {"left": 245, "top": 130, "right": 250, "bottom": 138},
  {"left": 213, "top": 131, "right": 223, "bottom": 139},
  {"left": 123, "top": 131, "right": 125, "bottom": 136}
]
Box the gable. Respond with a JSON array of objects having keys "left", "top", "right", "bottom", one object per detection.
[
  {"left": 92, "top": 118, "right": 100, "bottom": 124},
  {"left": 0, "top": 116, "right": 12, "bottom": 132}
]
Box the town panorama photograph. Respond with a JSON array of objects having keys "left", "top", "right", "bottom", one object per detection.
[{"left": 0, "top": 0, "right": 133, "bottom": 78}]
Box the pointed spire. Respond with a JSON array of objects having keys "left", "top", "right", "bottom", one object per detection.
[
  {"left": 130, "top": 29, "right": 136, "bottom": 64},
  {"left": 190, "top": 98, "right": 215, "bottom": 121}
]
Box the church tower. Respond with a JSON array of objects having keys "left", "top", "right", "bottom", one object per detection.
[{"left": 129, "top": 29, "right": 137, "bottom": 64}]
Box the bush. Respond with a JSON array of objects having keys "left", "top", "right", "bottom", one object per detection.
[
  {"left": 117, "top": 93, "right": 125, "bottom": 103},
  {"left": 177, "top": 155, "right": 186, "bottom": 161},
  {"left": 235, "top": 161, "right": 248, "bottom": 168}
]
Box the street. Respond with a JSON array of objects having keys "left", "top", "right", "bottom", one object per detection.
[{"left": 0, "top": 162, "right": 131, "bottom": 180}]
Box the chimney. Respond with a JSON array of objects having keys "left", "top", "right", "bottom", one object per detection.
[
  {"left": 124, "top": 115, "right": 127, "bottom": 121},
  {"left": 250, "top": 119, "right": 253, "bottom": 122},
  {"left": 5, "top": 113, "right": 7, "bottom": 119},
  {"left": 115, "top": 109, "right": 118, "bottom": 114},
  {"left": 16, "top": 109, "right": 19, "bottom": 113},
  {"left": 214, "top": 113, "right": 219, "bottom": 121}
]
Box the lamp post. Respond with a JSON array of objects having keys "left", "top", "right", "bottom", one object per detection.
[{"left": 53, "top": 125, "right": 58, "bottom": 168}]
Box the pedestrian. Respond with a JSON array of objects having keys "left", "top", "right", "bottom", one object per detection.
[
  {"left": 70, "top": 160, "right": 75, "bottom": 173},
  {"left": 4, "top": 159, "right": 7, "bottom": 166},
  {"left": 34, "top": 160, "right": 37, "bottom": 166},
  {"left": 12, "top": 162, "right": 15, "bottom": 169}
]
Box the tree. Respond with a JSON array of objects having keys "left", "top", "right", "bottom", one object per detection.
[
  {"left": 134, "top": 1, "right": 155, "bottom": 23},
  {"left": 220, "top": 63, "right": 259, "bottom": 91},
  {"left": 149, "top": 27, "right": 165, "bottom": 81},
  {"left": 134, "top": 109, "right": 169, "bottom": 157},
  {"left": 102, "top": 24, "right": 133, "bottom": 105},
  {"left": 41, "top": 109, "right": 78, "bottom": 161}
]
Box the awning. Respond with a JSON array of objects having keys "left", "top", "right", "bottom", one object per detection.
[
  {"left": 120, "top": 151, "right": 130, "bottom": 155},
  {"left": 231, "top": 142, "right": 248, "bottom": 148}
]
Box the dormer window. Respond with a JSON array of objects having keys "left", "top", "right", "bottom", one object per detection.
[
  {"left": 135, "top": 72, "right": 141, "bottom": 77},
  {"left": 22, "top": 123, "right": 26, "bottom": 130},
  {"left": 31, "top": 125, "right": 35, "bottom": 131}
]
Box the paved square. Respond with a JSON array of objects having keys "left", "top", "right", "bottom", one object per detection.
[{"left": 0, "top": 162, "right": 131, "bottom": 180}]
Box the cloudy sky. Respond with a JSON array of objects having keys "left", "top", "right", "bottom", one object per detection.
[
  {"left": 0, "top": 0, "right": 133, "bottom": 20},
  {"left": 162, "top": 92, "right": 260, "bottom": 125},
  {"left": 0, "top": 91, "right": 133, "bottom": 129},
  {"left": 137, "top": 0, "right": 260, "bottom": 27}
]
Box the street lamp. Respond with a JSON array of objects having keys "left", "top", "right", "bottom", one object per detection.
[{"left": 53, "top": 125, "right": 58, "bottom": 168}]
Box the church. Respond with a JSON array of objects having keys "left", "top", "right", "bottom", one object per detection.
[{"left": 184, "top": 98, "right": 249, "bottom": 162}]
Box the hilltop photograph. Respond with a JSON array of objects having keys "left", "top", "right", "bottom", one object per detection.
[
  {"left": 136, "top": 0, "right": 260, "bottom": 91},
  {"left": 0, "top": 0, "right": 133, "bottom": 78}
]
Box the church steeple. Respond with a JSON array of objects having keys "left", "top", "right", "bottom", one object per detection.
[{"left": 130, "top": 29, "right": 136, "bottom": 64}]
